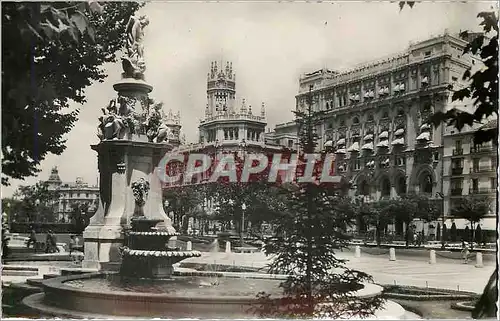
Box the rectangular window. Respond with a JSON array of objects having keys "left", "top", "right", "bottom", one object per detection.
[
  {"left": 455, "top": 140, "right": 462, "bottom": 151},
  {"left": 490, "top": 178, "right": 496, "bottom": 190},
  {"left": 472, "top": 178, "right": 479, "bottom": 191},
  {"left": 451, "top": 178, "right": 463, "bottom": 189},
  {"left": 452, "top": 159, "right": 463, "bottom": 169},
  {"left": 452, "top": 76, "right": 458, "bottom": 82},
  {"left": 288, "top": 140, "right": 294, "bottom": 148},
  {"left": 424, "top": 51, "right": 431, "bottom": 57},
  {"left": 473, "top": 158, "right": 480, "bottom": 172}
]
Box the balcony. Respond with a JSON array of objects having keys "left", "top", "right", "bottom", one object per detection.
[
  {"left": 450, "top": 188, "right": 463, "bottom": 196},
  {"left": 471, "top": 166, "right": 495, "bottom": 173},
  {"left": 469, "top": 188, "right": 496, "bottom": 194},
  {"left": 451, "top": 167, "right": 464, "bottom": 175},
  {"left": 471, "top": 146, "right": 494, "bottom": 154},
  {"left": 452, "top": 149, "right": 463, "bottom": 156}
]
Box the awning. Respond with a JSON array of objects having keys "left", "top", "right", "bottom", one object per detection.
[
  {"left": 324, "top": 140, "right": 333, "bottom": 147},
  {"left": 391, "top": 138, "right": 405, "bottom": 146},
  {"left": 420, "top": 123, "right": 431, "bottom": 131},
  {"left": 383, "top": 87, "right": 389, "bottom": 94},
  {"left": 379, "top": 131, "right": 388, "bottom": 139},
  {"left": 393, "top": 84, "right": 400, "bottom": 92},
  {"left": 382, "top": 158, "right": 390, "bottom": 165},
  {"left": 422, "top": 76, "right": 428, "bottom": 83},
  {"left": 364, "top": 134, "right": 373, "bottom": 141},
  {"left": 354, "top": 94, "right": 360, "bottom": 101},
  {"left": 369, "top": 90, "right": 374, "bottom": 98},
  {"left": 335, "top": 148, "right": 346, "bottom": 154},
  {"left": 399, "top": 83, "right": 405, "bottom": 91},
  {"left": 376, "top": 140, "right": 389, "bottom": 148},
  {"left": 362, "top": 142, "right": 374, "bottom": 150},
  {"left": 348, "top": 142, "right": 360, "bottom": 152},
  {"left": 337, "top": 138, "right": 345, "bottom": 146},
  {"left": 367, "top": 160, "right": 375, "bottom": 167},
  {"left": 394, "top": 128, "right": 405, "bottom": 136},
  {"left": 444, "top": 217, "right": 497, "bottom": 231},
  {"left": 378, "top": 88, "right": 384, "bottom": 95},
  {"left": 416, "top": 132, "right": 431, "bottom": 141}
]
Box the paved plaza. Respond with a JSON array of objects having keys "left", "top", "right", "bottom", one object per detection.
[{"left": 182, "top": 251, "right": 495, "bottom": 294}]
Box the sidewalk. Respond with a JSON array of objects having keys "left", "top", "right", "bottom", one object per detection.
[{"left": 182, "top": 251, "right": 494, "bottom": 294}]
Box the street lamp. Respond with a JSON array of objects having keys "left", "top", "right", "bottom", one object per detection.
[
  {"left": 435, "top": 192, "right": 445, "bottom": 249},
  {"left": 241, "top": 203, "right": 247, "bottom": 247}
]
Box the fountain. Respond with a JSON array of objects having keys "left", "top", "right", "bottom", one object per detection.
[{"left": 21, "top": 13, "right": 414, "bottom": 319}]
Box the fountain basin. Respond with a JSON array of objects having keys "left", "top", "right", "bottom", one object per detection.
[{"left": 23, "top": 271, "right": 408, "bottom": 319}]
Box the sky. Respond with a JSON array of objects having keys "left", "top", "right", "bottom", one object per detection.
[{"left": 2, "top": 0, "right": 496, "bottom": 197}]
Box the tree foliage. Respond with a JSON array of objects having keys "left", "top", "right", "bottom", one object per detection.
[
  {"left": 451, "top": 195, "right": 491, "bottom": 225},
  {"left": 69, "top": 202, "right": 91, "bottom": 234},
  {"left": 2, "top": 2, "right": 142, "bottom": 185},
  {"left": 12, "top": 181, "right": 60, "bottom": 222},
  {"left": 254, "top": 85, "right": 383, "bottom": 318}
]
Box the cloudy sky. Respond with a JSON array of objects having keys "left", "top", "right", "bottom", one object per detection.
[{"left": 3, "top": 0, "right": 496, "bottom": 197}]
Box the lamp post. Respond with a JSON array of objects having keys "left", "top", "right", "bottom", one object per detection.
[
  {"left": 241, "top": 203, "right": 247, "bottom": 247},
  {"left": 436, "top": 192, "right": 445, "bottom": 249}
]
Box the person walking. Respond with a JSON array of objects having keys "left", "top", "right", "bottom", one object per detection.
[
  {"left": 26, "top": 229, "right": 37, "bottom": 250},
  {"left": 69, "top": 235, "right": 76, "bottom": 255},
  {"left": 462, "top": 242, "right": 470, "bottom": 264}
]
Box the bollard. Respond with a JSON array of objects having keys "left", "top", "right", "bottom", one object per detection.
[
  {"left": 225, "top": 241, "right": 231, "bottom": 253},
  {"left": 475, "top": 252, "right": 484, "bottom": 268},
  {"left": 429, "top": 250, "right": 436, "bottom": 264},
  {"left": 389, "top": 247, "right": 396, "bottom": 261},
  {"left": 355, "top": 246, "right": 361, "bottom": 258},
  {"left": 186, "top": 240, "right": 192, "bottom": 251}
]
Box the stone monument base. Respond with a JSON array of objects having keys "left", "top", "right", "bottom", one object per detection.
[{"left": 82, "top": 225, "right": 123, "bottom": 271}]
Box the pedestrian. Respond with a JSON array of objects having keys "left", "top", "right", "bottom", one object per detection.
[
  {"left": 69, "top": 235, "right": 76, "bottom": 255},
  {"left": 26, "top": 229, "right": 37, "bottom": 249},
  {"left": 50, "top": 231, "right": 59, "bottom": 253},
  {"left": 462, "top": 242, "right": 470, "bottom": 264},
  {"left": 45, "top": 231, "right": 52, "bottom": 253}
]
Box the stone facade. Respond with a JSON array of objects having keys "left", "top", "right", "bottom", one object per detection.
[
  {"left": 268, "top": 32, "right": 486, "bottom": 233},
  {"left": 45, "top": 167, "right": 99, "bottom": 223},
  {"left": 442, "top": 119, "right": 498, "bottom": 231}
]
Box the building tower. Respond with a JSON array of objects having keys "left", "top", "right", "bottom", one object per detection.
[
  {"left": 199, "top": 61, "right": 267, "bottom": 145},
  {"left": 47, "top": 166, "right": 62, "bottom": 191}
]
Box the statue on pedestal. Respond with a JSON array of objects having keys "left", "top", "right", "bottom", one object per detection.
[
  {"left": 97, "top": 100, "right": 129, "bottom": 140},
  {"left": 122, "top": 15, "right": 150, "bottom": 79}
]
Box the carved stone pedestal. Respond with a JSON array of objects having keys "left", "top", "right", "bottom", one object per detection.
[{"left": 82, "top": 140, "right": 175, "bottom": 270}]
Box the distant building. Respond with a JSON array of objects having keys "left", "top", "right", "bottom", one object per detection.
[
  {"left": 46, "top": 167, "right": 99, "bottom": 222},
  {"left": 442, "top": 119, "right": 498, "bottom": 231}
]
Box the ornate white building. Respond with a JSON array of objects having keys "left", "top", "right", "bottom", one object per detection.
[
  {"left": 268, "top": 31, "right": 491, "bottom": 234},
  {"left": 46, "top": 167, "right": 99, "bottom": 222}
]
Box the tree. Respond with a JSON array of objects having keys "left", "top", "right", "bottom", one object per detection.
[
  {"left": 400, "top": 4, "right": 499, "bottom": 145},
  {"left": 163, "top": 185, "right": 206, "bottom": 234},
  {"left": 450, "top": 222, "right": 458, "bottom": 242},
  {"left": 254, "top": 85, "right": 383, "bottom": 318},
  {"left": 2, "top": 2, "right": 142, "bottom": 185},
  {"left": 358, "top": 201, "right": 392, "bottom": 246},
  {"left": 474, "top": 224, "right": 483, "bottom": 244},
  {"left": 451, "top": 195, "right": 490, "bottom": 248},
  {"left": 13, "top": 181, "right": 60, "bottom": 222},
  {"left": 69, "top": 202, "right": 91, "bottom": 234}
]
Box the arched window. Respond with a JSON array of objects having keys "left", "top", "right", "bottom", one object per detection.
[
  {"left": 340, "top": 120, "right": 345, "bottom": 126},
  {"left": 381, "top": 177, "right": 391, "bottom": 197},
  {"left": 420, "top": 174, "right": 433, "bottom": 194},
  {"left": 326, "top": 102, "right": 330, "bottom": 109},
  {"left": 382, "top": 111, "right": 389, "bottom": 119},
  {"left": 353, "top": 117, "right": 360, "bottom": 124},
  {"left": 396, "top": 176, "right": 407, "bottom": 195},
  {"left": 359, "top": 180, "right": 369, "bottom": 196},
  {"left": 367, "top": 114, "right": 374, "bottom": 122},
  {"left": 397, "top": 109, "right": 405, "bottom": 116}
]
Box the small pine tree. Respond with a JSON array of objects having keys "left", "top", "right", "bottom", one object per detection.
[
  {"left": 450, "top": 223, "right": 458, "bottom": 242},
  {"left": 475, "top": 225, "right": 483, "bottom": 244},
  {"left": 442, "top": 223, "right": 448, "bottom": 242},
  {"left": 254, "top": 85, "right": 384, "bottom": 318}
]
